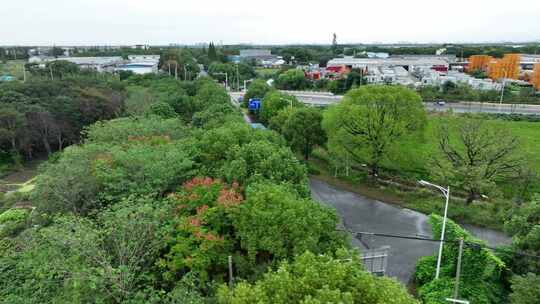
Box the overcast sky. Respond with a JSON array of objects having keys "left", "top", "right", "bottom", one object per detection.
[{"left": 2, "top": 0, "right": 540, "bottom": 45}]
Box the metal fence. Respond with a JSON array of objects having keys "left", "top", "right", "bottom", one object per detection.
[{"left": 360, "top": 246, "right": 390, "bottom": 276}]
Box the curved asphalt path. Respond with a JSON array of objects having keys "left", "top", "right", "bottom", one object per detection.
[{"left": 310, "top": 178, "right": 511, "bottom": 284}]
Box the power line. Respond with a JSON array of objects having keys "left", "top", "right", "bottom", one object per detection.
[{"left": 338, "top": 229, "right": 540, "bottom": 260}]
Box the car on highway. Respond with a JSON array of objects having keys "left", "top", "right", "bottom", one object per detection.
[{"left": 434, "top": 100, "right": 446, "bottom": 106}]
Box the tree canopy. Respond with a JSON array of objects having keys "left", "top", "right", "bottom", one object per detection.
[{"left": 323, "top": 85, "right": 426, "bottom": 176}]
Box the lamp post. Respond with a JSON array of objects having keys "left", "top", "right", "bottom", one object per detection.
[
  {"left": 244, "top": 79, "right": 253, "bottom": 92},
  {"left": 419, "top": 180, "right": 450, "bottom": 280}
]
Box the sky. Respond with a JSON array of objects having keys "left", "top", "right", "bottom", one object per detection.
[{"left": 2, "top": 0, "right": 540, "bottom": 45}]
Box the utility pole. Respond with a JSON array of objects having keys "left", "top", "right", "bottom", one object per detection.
[
  {"left": 49, "top": 64, "right": 54, "bottom": 81},
  {"left": 453, "top": 239, "right": 464, "bottom": 299},
  {"left": 22, "top": 64, "right": 26, "bottom": 82},
  {"left": 236, "top": 64, "right": 240, "bottom": 91},
  {"left": 228, "top": 255, "right": 234, "bottom": 288},
  {"left": 499, "top": 68, "right": 508, "bottom": 113},
  {"left": 175, "top": 62, "right": 178, "bottom": 80}
]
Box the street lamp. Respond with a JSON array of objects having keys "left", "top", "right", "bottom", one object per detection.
[{"left": 419, "top": 180, "right": 450, "bottom": 280}]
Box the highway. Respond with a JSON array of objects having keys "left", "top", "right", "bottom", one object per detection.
[{"left": 229, "top": 91, "right": 540, "bottom": 115}]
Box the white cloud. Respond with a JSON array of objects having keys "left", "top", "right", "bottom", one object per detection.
[{"left": 1, "top": 0, "right": 539, "bottom": 45}]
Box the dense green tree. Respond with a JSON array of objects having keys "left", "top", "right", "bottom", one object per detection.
[
  {"left": 259, "top": 91, "right": 300, "bottom": 124},
  {"left": 146, "top": 101, "right": 177, "bottom": 118},
  {"left": 282, "top": 107, "right": 326, "bottom": 160},
  {"left": 159, "top": 50, "right": 200, "bottom": 80},
  {"left": 220, "top": 140, "right": 309, "bottom": 196},
  {"left": 323, "top": 85, "right": 426, "bottom": 176},
  {"left": 275, "top": 69, "right": 310, "bottom": 90},
  {"left": 244, "top": 79, "right": 271, "bottom": 105},
  {"left": 218, "top": 250, "right": 419, "bottom": 304},
  {"left": 232, "top": 182, "right": 345, "bottom": 262},
  {"left": 504, "top": 196, "right": 540, "bottom": 274},
  {"left": 509, "top": 273, "right": 540, "bottom": 304},
  {"left": 208, "top": 42, "right": 218, "bottom": 62}
]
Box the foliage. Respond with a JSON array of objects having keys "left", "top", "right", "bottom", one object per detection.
[
  {"left": 509, "top": 273, "right": 540, "bottom": 304},
  {"left": 0, "top": 208, "right": 28, "bottom": 237},
  {"left": 84, "top": 116, "right": 189, "bottom": 144},
  {"left": 244, "top": 79, "right": 271, "bottom": 104},
  {"left": 433, "top": 117, "right": 524, "bottom": 203},
  {"left": 217, "top": 250, "right": 419, "bottom": 304},
  {"left": 282, "top": 107, "right": 326, "bottom": 160},
  {"left": 221, "top": 140, "right": 309, "bottom": 196},
  {"left": 162, "top": 179, "right": 345, "bottom": 285},
  {"left": 275, "top": 69, "right": 310, "bottom": 90},
  {"left": 323, "top": 85, "right": 426, "bottom": 176},
  {"left": 259, "top": 91, "right": 301, "bottom": 124},
  {"left": 504, "top": 196, "right": 540, "bottom": 274},
  {"left": 147, "top": 101, "right": 178, "bottom": 118},
  {"left": 232, "top": 182, "right": 346, "bottom": 262},
  {"left": 0, "top": 197, "right": 170, "bottom": 303},
  {"left": 415, "top": 214, "right": 507, "bottom": 304},
  {"left": 33, "top": 137, "right": 194, "bottom": 215},
  {"left": 0, "top": 78, "right": 125, "bottom": 161},
  {"left": 159, "top": 49, "right": 200, "bottom": 80}
]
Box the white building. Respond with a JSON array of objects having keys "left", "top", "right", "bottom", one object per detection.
[
  {"left": 418, "top": 68, "right": 502, "bottom": 91},
  {"left": 117, "top": 55, "right": 160, "bottom": 74},
  {"left": 327, "top": 55, "right": 454, "bottom": 71}
]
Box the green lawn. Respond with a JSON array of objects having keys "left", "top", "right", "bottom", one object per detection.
[
  {"left": 381, "top": 116, "right": 540, "bottom": 180},
  {"left": 255, "top": 68, "right": 279, "bottom": 77},
  {"left": 0, "top": 60, "right": 26, "bottom": 80}
]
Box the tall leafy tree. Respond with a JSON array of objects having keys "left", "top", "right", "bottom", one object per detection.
[
  {"left": 323, "top": 85, "right": 426, "bottom": 176},
  {"left": 282, "top": 107, "right": 326, "bottom": 160},
  {"left": 218, "top": 250, "right": 419, "bottom": 304}
]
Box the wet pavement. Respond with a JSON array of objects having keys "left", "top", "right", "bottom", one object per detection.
[{"left": 310, "top": 178, "right": 511, "bottom": 285}]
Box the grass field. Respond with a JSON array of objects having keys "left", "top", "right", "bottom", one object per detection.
[
  {"left": 379, "top": 116, "right": 540, "bottom": 180},
  {"left": 255, "top": 68, "right": 279, "bottom": 77},
  {"left": 0, "top": 60, "right": 26, "bottom": 80}
]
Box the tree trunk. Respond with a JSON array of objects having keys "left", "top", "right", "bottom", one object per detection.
[
  {"left": 466, "top": 190, "right": 477, "bottom": 205},
  {"left": 42, "top": 137, "right": 52, "bottom": 155}
]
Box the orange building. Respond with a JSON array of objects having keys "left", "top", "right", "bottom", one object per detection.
[
  {"left": 468, "top": 55, "right": 492, "bottom": 72},
  {"left": 532, "top": 63, "right": 540, "bottom": 90},
  {"left": 488, "top": 54, "right": 521, "bottom": 80}
]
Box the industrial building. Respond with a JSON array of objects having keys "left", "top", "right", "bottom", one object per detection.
[
  {"left": 116, "top": 55, "right": 160, "bottom": 74},
  {"left": 28, "top": 55, "right": 161, "bottom": 74},
  {"left": 327, "top": 55, "right": 455, "bottom": 72}
]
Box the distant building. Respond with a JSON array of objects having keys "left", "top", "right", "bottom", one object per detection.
[
  {"left": 0, "top": 75, "right": 16, "bottom": 82},
  {"left": 240, "top": 49, "right": 273, "bottom": 59},
  {"left": 117, "top": 55, "right": 160, "bottom": 74}
]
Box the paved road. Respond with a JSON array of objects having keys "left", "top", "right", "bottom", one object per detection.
[
  {"left": 230, "top": 91, "right": 540, "bottom": 115},
  {"left": 310, "top": 178, "right": 511, "bottom": 284}
]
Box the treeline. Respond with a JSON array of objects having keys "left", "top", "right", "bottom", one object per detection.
[
  {"left": 0, "top": 76, "right": 126, "bottom": 166},
  {"left": 0, "top": 76, "right": 418, "bottom": 303}
]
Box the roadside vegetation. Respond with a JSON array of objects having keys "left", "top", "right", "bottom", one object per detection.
[
  {"left": 0, "top": 73, "right": 420, "bottom": 303},
  {"left": 245, "top": 81, "right": 540, "bottom": 303}
]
